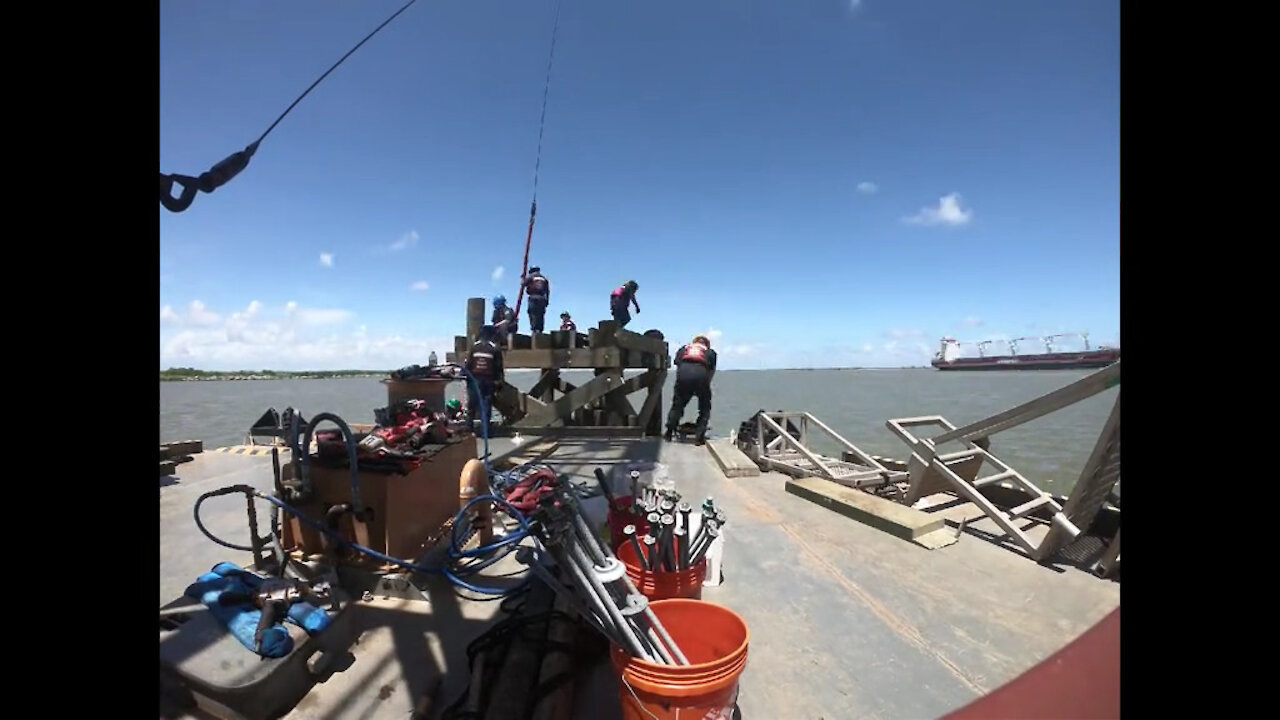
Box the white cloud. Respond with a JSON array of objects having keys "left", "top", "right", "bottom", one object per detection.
[
  {"left": 491, "top": 266, "right": 505, "bottom": 282},
  {"left": 697, "top": 327, "right": 758, "bottom": 361},
  {"left": 178, "top": 300, "right": 221, "bottom": 327},
  {"left": 885, "top": 328, "right": 925, "bottom": 340},
  {"left": 962, "top": 315, "right": 984, "bottom": 327},
  {"left": 159, "top": 300, "right": 447, "bottom": 371},
  {"left": 411, "top": 280, "right": 430, "bottom": 291},
  {"left": 160, "top": 305, "right": 179, "bottom": 322},
  {"left": 390, "top": 230, "right": 419, "bottom": 252},
  {"left": 904, "top": 192, "right": 973, "bottom": 227},
  {"left": 856, "top": 181, "right": 877, "bottom": 194},
  {"left": 319, "top": 252, "right": 334, "bottom": 267}
]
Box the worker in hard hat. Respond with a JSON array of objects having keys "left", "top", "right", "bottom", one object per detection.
[
  {"left": 522, "top": 266, "right": 552, "bottom": 333},
  {"left": 665, "top": 334, "right": 717, "bottom": 445},
  {"left": 491, "top": 295, "right": 517, "bottom": 345},
  {"left": 559, "top": 311, "right": 577, "bottom": 333},
  {"left": 609, "top": 280, "right": 640, "bottom": 329},
  {"left": 445, "top": 398, "right": 465, "bottom": 422}
]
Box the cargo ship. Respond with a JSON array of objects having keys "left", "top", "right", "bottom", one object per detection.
[{"left": 932, "top": 333, "right": 1120, "bottom": 371}]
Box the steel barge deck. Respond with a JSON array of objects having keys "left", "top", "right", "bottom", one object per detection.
[{"left": 160, "top": 435, "right": 1119, "bottom": 720}]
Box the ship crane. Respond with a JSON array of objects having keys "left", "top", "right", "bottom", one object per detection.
[
  {"left": 1010, "top": 337, "right": 1041, "bottom": 356},
  {"left": 1043, "top": 332, "right": 1091, "bottom": 353}
]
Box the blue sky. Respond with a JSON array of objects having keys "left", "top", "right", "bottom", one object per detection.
[{"left": 159, "top": 0, "right": 1119, "bottom": 371}]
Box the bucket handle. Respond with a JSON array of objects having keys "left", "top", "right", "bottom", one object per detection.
[
  {"left": 620, "top": 675, "right": 665, "bottom": 720},
  {"left": 619, "top": 674, "right": 741, "bottom": 720}
]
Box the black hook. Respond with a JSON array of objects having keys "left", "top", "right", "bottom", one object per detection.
[{"left": 159, "top": 141, "right": 261, "bottom": 213}]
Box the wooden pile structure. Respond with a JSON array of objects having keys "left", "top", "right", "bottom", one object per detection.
[{"left": 445, "top": 297, "right": 670, "bottom": 437}]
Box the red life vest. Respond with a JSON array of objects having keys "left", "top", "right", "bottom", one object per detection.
[
  {"left": 469, "top": 345, "right": 496, "bottom": 377},
  {"left": 681, "top": 343, "right": 709, "bottom": 365},
  {"left": 527, "top": 275, "right": 549, "bottom": 297}
]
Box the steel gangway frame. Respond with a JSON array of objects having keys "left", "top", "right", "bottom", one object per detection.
[{"left": 885, "top": 361, "right": 1120, "bottom": 566}]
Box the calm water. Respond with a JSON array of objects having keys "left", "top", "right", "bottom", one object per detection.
[{"left": 160, "top": 368, "right": 1117, "bottom": 493}]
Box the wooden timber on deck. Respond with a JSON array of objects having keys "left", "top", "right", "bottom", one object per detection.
[{"left": 706, "top": 438, "right": 761, "bottom": 478}]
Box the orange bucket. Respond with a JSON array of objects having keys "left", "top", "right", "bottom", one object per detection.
[
  {"left": 616, "top": 535, "right": 707, "bottom": 601},
  {"left": 611, "top": 598, "right": 749, "bottom": 720}
]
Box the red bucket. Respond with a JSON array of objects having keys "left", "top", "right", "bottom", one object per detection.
[
  {"left": 616, "top": 534, "right": 707, "bottom": 601},
  {"left": 611, "top": 599, "right": 749, "bottom": 720}
]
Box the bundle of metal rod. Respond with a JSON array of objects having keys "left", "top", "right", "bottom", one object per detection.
[
  {"left": 628, "top": 471, "right": 684, "bottom": 517},
  {"left": 516, "top": 484, "right": 691, "bottom": 666},
  {"left": 619, "top": 496, "right": 727, "bottom": 573},
  {"left": 691, "top": 491, "right": 732, "bottom": 566}
]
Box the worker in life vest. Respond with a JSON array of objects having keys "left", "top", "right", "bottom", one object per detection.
[
  {"left": 522, "top": 266, "right": 552, "bottom": 333},
  {"left": 559, "top": 311, "right": 576, "bottom": 333},
  {"left": 491, "top": 295, "right": 517, "bottom": 344},
  {"left": 465, "top": 326, "right": 504, "bottom": 428},
  {"left": 609, "top": 280, "right": 640, "bottom": 329},
  {"left": 665, "top": 334, "right": 717, "bottom": 445}
]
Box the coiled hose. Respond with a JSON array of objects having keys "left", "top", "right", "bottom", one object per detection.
[{"left": 192, "top": 363, "right": 544, "bottom": 596}]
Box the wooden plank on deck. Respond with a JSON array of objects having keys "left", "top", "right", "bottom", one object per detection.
[
  {"left": 706, "top": 439, "right": 761, "bottom": 478},
  {"left": 785, "top": 476, "right": 949, "bottom": 544}
]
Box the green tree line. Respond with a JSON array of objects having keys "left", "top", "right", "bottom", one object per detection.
[{"left": 160, "top": 367, "right": 389, "bottom": 381}]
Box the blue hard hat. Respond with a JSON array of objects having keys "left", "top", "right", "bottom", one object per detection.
[{"left": 493, "top": 295, "right": 507, "bottom": 306}]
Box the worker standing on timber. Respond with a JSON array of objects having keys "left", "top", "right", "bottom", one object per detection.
[
  {"left": 522, "top": 266, "right": 551, "bottom": 333},
  {"left": 465, "top": 326, "right": 504, "bottom": 429},
  {"left": 491, "top": 295, "right": 517, "bottom": 345},
  {"left": 665, "top": 334, "right": 717, "bottom": 445},
  {"left": 609, "top": 280, "right": 641, "bottom": 329},
  {"left": 559, "top": 311, "right": 576, "bottom": 333}
]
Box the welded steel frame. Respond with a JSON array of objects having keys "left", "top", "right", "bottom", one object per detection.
[
  {"left": 748, "top": 411, "right": 893, "bottom": 487},
  {"left": 885, "top": 361, "right": 1121, "bottom": 561}
]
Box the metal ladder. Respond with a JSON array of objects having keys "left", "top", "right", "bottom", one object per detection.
[
  {"left": 886, "top": 361, "right": 1120, "bottom": 558},
  {"left": 886, "top": 416, "right": 1073, "bottom": 554}
]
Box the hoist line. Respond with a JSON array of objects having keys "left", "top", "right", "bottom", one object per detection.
[{"left": 513, "top": 0, "right": 564, "bottom": 321}]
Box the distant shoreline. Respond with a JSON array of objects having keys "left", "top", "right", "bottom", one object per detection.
[
  {"left": 160, "top": 370, "right": 388, "bottom": 382},
  {"left": 159, "top": 366, "right": 931, "bottom": 381}
]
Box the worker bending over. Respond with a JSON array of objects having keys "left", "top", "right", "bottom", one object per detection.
[
  {"left": 665, "top": 334, "right": 717, "bottom": 445},
  {"left": 522, "top": 266, "right": 551, "bottom": 333},
  {"left": 466, "top": 326, "right": 504, "bottom": 429},
  {"left": 491, "top": 295, "right": 517, "bottom": 345},
  {"left": 609, "top": 280, "right": 640, "bottom": 329},
  {"left": 559, "top": 311, "right": 576, "bottom": 333},
  {"left": 445, "top": 398, "right": 465, "bottom": 423}
]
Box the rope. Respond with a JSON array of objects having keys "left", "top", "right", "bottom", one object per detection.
[
  {"left": 513, "top": 0, "right": 565, "bottom": 320},
  {"left": 160, "top": 0, "right": 423, "bottom": 213}
]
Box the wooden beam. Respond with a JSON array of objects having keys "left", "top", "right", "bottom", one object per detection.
[
  {"left": 466, "top": 298, "right": 485, "bottom": 347},
  {"left": 528, "top": 369, "right": 561, "bottom": 401},
  {"left": 635, "top": 368, "right": 667, "bottom": 436},
  {"left": 515, "top": 426, "right": 647, "bottom": 438},
  {"left": 515, "top": 370, "right": 624, "bottom": 427},
  {"left": 500, "top": 348, "right": 623, "bottom": 369},
  {"left": 614, "top": 328, "right": 668, "bottom": 357}
]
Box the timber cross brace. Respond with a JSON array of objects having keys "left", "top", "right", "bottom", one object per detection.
[{"left": 445, "top": 297, "right": 671, "bottom": 438}]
